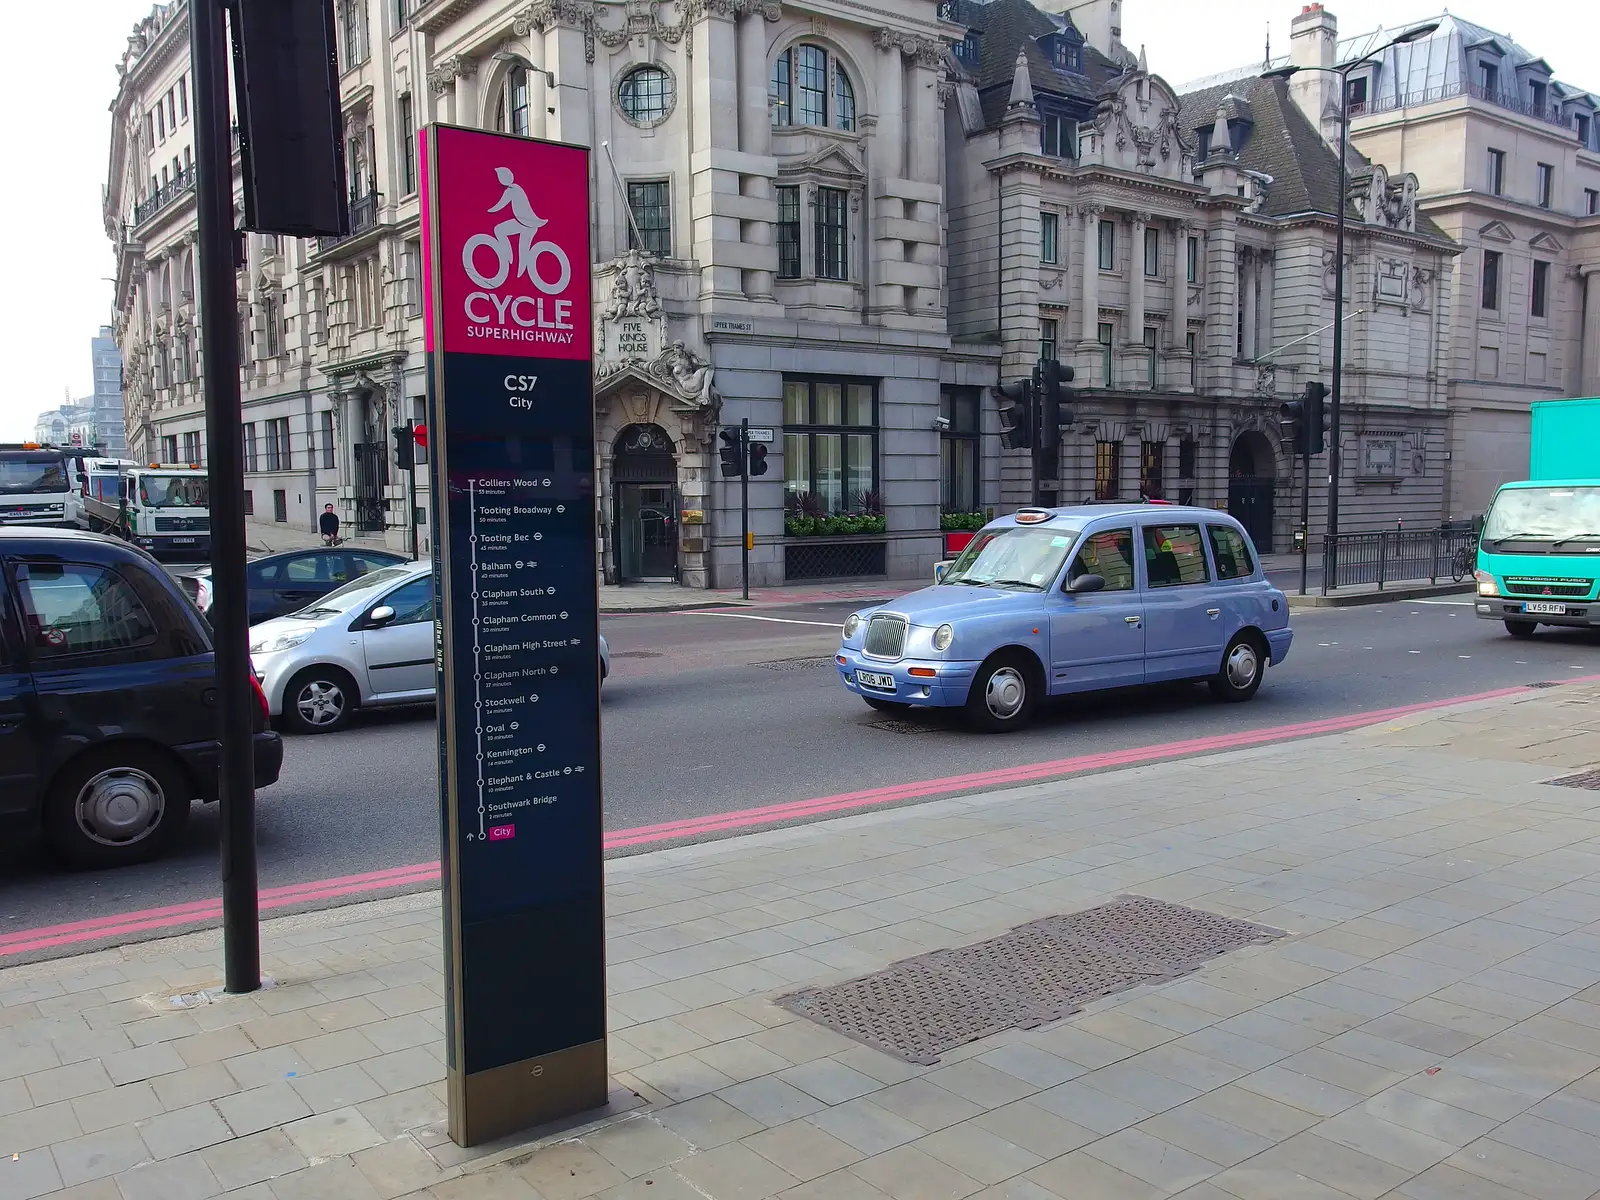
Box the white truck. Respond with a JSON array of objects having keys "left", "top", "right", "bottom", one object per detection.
[
  {"left": 79, "top": 463, "right": 211, "bottom": 557},
  {"left": 0, "top": 443, "right": 72, "bottom": 526}
]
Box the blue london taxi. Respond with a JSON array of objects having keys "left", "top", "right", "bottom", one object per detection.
[{"left": 835, "top": 503, "right": 1293, "bottom": 732}]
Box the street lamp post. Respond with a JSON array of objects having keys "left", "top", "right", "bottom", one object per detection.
[{"left": 1263, "top": 22, "right": 1436, "bottom": 587}]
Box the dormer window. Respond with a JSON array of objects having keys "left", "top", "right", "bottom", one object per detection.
[
  {"left": 1577, "top": 112, "right": 1592, "bottom": 148},
  {"left": 1530, "top": 79, "right": 1548, "bottom": 114},
  {"left": 953, "top": 32, "right": 980, "bottom": 65},
  {"left": 1477, "top": 60, "right": 1499, "bottom": 97},
  {"left": 1050, "top": 36, "right": 1082, "bottom": 72},
  {"left": 1040, "top": 110, "right": 1076, "bottom": 158},
  {"left": 1196, "top": 127, "right": 1211, "bottom": 160},
  {"left": 771, "top": 45, "right": 856, "bottom": 132}
]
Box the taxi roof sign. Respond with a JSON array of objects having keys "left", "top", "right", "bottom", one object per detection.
[{"left": 1014, "top": 508, "right": 1053, "bottom": 524}]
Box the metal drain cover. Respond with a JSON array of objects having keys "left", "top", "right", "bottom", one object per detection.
[
  {"left": 754, "top": 657, "right": 833, "bottom": 671},
  {"left": 1527, "top": 681, "right": 1561, "bottom": 689},
  {"left": 778, "top": 896, "right": 1282, "bottom": 1065},
  {"left": 868, "top": 717, "right": 938, "bottom": 734},
  {"left": 1548, "top": 769, "right": 1600, "bottom": 789}
]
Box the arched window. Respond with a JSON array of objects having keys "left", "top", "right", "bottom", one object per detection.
[
  {"left": 495, "top": 64, "right": 530, "bottom": 136},
  {"left": 835, "top": 69, "right": 856, "bottom": 132},
  {"left": 617, "top": 65, "right": 675, "bottom": 126},
  {"left": 771, "top": 44, "right": 856, "bottom": 131}
]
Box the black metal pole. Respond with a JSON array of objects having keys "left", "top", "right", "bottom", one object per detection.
[
  {"left": 407, "top": 421, "right": 419, "bottom": 561},
  {"left": 193, "top": 0, "right": 259, "bottom": 993},
  {"left": 1299, "top": 448, "right": 1309, "bottom": 596},
  {"left": 740, "top": 418, "right": 750, "bottom": 602},
  {"left": 1328, "top": 69, "right": 1350, "bottom": 589}
]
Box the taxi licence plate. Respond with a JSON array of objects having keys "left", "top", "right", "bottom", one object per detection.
[
  {"left": 1523, "top": 601, "right": 1566, "bottom": 615},
  {"left": 856, "top": 670, "right": 895, "bottom": 692}
]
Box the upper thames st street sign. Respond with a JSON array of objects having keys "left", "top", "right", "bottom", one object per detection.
[{"left": 420, "top": 123, "right": 607, "bottom": 1147}]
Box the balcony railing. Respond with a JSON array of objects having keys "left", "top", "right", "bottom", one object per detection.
[
  {"left": 1364, "top": 79, "right": 1592, "bottom": 145},
  {"left": 316, "top": 190, "right": 382, "bottom": 253},
  {"left": 132, "top": 166, "right": 196, "bottom": 226}
]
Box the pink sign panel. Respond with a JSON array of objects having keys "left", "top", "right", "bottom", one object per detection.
[{"left": 420, "top": 125, "right": 591, "bottom": 361}]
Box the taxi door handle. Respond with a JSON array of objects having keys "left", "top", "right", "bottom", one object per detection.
[
  {"left": 1124, "top": 615, "right": 1142, "bottom": 625},
  {"left": 1207, "top": 608, "right": 1221, "bottom": 618}
]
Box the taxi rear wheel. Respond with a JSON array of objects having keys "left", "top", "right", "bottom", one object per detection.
[
  {"left": 965, "top": 653, "right": 1038, "bottom": 733},
  {"left": 1209, "top": 633, "right": 1266, "bottom": 703}
]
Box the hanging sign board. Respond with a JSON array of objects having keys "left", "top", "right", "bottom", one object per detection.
[{"left": 420, "top": 123, "right": 605, "bottom": 1147}]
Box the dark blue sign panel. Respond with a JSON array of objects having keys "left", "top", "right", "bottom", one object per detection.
[{"left": 421, "top": 124, "right": 605, "bottom": 1147}]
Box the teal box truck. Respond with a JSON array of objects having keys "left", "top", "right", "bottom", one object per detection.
[{"left": 1475, "top": 397, "right": 1600, "bottom": 636}]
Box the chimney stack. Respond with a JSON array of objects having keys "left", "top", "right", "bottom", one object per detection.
[{"left": 1288, "top": 3, "right": 1340, "bottom": 145}]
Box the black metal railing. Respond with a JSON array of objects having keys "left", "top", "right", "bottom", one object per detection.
[
  {"left": 1321, "top": 522, "right": 1480, "bottom": 594},
  {"left": 316, "top": 190, "right": 382, "bottom": 253},
  {"left": 1365, "top": 80, "right": 1587, "bottom": 142},
  {"left": 132, "top": 166, "right": 196, "bottom": 225}
]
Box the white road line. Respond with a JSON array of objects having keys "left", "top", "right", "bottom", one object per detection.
[{"left": 682, "top": 611, "right": 843, "bottom": 628}]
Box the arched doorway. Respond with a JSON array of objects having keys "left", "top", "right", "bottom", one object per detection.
[
  {"left": 612, "top": 424, "right": 678, "bottom": 582},
  {"left": 1228, "top": 430, "right": 1276, "bottom": 552}
]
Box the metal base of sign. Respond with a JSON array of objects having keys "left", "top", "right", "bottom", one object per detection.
[{"left": 448, "top": 1039, "right": 609, "bottom": 1146}]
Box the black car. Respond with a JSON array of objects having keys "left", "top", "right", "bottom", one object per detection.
[
  {"left": 0, "top": 527, "right": 284, "bottom": 868},
  {"left": 191, "top": 547, "right": 406, "bottom": 625}
]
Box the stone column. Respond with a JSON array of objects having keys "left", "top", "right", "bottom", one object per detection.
[
  {"left": 1128, "top": 212, "right": 1148, "bottom": 348},
  {"left": 454, "top": 58, "right": 479, "bottom": 129},
  {"left": 529, "top": 62, "right": 548, "bottom": 140},
  {"left": 1079, "top": 204, "right": 1102, "bottom": 342},
  {"left": 876, "top": 37, "right": 905, "bottom": 183},
  {"left": 1172, "top": 221, "right": 1192, "bottom": 354},
  {"left": 907, "top": 60, "right": 940, "bottom": 185},
  {"left": 1241, "top": 248, "right": 1258, "bottom": 361},
  {"left": 739, "top": 8, "right": 774, "bottom": 301},
  {"left": 688, "top": 3, "right": 742, "bottom": 301},
  {"left": 1583, "top": 268, "right": 1600, "bottom": 396}
]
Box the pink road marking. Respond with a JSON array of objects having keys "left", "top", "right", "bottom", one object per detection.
[{"left": 0, "top": 681, "right": 1558, "bottom": 960}]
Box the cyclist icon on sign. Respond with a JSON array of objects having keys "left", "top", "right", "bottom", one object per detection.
[{"left": 463, "top": 166, "right": 572, "bottom": 295}]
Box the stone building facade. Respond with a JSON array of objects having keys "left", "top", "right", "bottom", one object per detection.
[
  {"left": 1204, "top": 5, "right": 1600, "bottom": 519},
  {"left": 104, "top": 0, "right": 1467, "bottom": 584},
  {"left": 945, "top": 0, "right": 1458, "bottom": 551}
]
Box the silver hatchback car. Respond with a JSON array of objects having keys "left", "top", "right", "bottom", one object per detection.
[{"left": 251, "top": 561, "right": 611, "bottom": 734}]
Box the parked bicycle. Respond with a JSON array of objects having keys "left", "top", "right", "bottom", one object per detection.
[{"left": 1450, "top": 543, "right": 1473, "bottom": 583}]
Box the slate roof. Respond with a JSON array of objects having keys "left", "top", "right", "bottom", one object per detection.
[
  {"left": 1177, "top": 74, "right": 1447, "bottom": 238},
  {"left": 961, "top": 0, "right": 1127, "bottom": 130}
]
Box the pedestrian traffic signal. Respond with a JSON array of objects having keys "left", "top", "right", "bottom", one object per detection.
[
  {"left": 392, "top": 425, "right": 415, "bottom": 471},
  {"left": 1036, "top": 359, "right": 1075, "bottom": 451},
  {"left": 747, "top": 442, "right": 768, "bottom": 477},
  {"left": 718, "top": 428, "right": 743, "bottom": 478},
  {"left": 1304, "top": 381, "right": 1328, "bottom": 456},
  {"left": 995, "top": 379, "right": 1034, "bottom": 450}
]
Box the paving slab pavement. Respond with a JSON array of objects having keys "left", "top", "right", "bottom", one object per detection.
[{"left": 7, "top": 683, "right": 1600, "bottom": 1198}]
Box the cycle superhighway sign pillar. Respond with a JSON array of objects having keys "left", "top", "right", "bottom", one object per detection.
[{"left": 420, "top": 123, "right": 607, "bottom": 1147}]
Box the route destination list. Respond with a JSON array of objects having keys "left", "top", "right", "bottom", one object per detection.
[{"left": 422, "top": 124, "right": 605, "bottom": 1146}]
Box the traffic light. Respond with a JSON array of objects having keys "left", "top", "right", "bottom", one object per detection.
[
  {"left": 718, "top": 428, "right": 743, "bottom": 478},
  {"left": 392, "top": 424, "right": 415, "bottom": 471},
  {"left": 1036, "top": 359, "right": 1075, "bottom": 451},
  {"left": 1278, "top": 395, "right": 1308, "bottom": 458},
  {"left": 747, "top": 442, "right": 768, "bottom": 477},
  {"left": 1304, "top": 381, "right": 1328, "bottom": 456},
  {"left": 994, "top": 379, "right": 1034, "bottom": 450},
  {"left": 412, "top": 422, "right": 427, "bottom": 453}
]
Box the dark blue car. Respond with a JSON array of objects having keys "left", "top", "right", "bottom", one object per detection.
[{"left": 0, "top": 527, "right": 284, "bottom": 868}]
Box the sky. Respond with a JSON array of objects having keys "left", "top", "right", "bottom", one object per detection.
[{"left": 1, "top": 0, "right": 1596, "bottom": 441}]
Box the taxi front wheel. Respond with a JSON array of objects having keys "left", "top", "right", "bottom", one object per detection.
[{"left": 966, "top": 653, "right": 1038, "bottom": 733}]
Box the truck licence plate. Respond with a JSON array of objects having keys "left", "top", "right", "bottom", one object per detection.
[
  {"left": 171, "top": 537, "right": 196, "bottom": 545},
  {"left": 1523, "top": 601, "right": 1566, "bottom": 615},
  {"left": 856, "top": 670, "right": 895, "bottom": 692}
]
